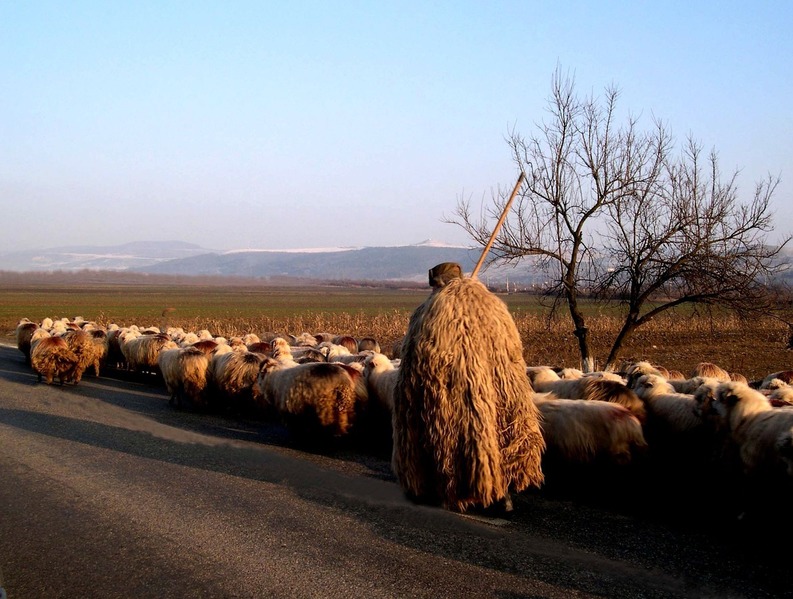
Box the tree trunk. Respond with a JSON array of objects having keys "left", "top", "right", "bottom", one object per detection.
[
  {"left": 568, "top": 299, "right": 594, "bottom": 373},
  {"left": 604, "top": 317, "right": 638, "bottom": 372}
]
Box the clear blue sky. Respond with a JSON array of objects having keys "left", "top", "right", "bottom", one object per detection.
[{"left": 2, "top": 1, "right": 791, "bottom": 253}]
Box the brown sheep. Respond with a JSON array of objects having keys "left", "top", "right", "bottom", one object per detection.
[
  {"left": 357, "top": 337, "right": 380, "bottom": 353},
  {"left": 257, "top": 358, "right": 361, "bottom": 439},
  {"left": 30, "top": 335, "right": 78, "bottom": 385},
  {"left": 208, "top": 350, "right": 264, "bottom": 412},
  {"left": 691, "top": 362, "right": 731, "bottom": 382},
  {"left": 61, "top": 329, "right": 98, "bottom": 384},
  {"left": 392, "top": 273, "right": 545, "bottom": 513}
]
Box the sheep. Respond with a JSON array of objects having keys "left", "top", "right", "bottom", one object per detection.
[
  {"left": 691, "top": 361, "right": 731, "bottom": 382},
  {"left": 532, "top": 393, "right": 647, "bottom": 469},
  {"left": 668, "top": 375, "right": 721, "bottom": 394},
  {"left": 293, "top": 332, "right": 318, "bottom": 347},
  {"left": 759, "top": 371, "right": 793, "bottom": 390},
  {"left": 241, "top": 333, "right": 260, "bottom": 346},
  {"left": 246, "top": 341, "right": 272, "bottom": 356},
  {"left": 105, "top": 328, "right": 132, "bottom": 369},
  {"left": 208, "top": 349, "right": 265, "bottom": 412},
  {"left": 179, "top": 332, "right": 200, "bottom": 347},
  {"left": 61, "top": 329, "right": 98, "bottom": 383},
  {"left": 311, "top": 332, "right": 335, "bottom": 344},
  {"left": 158, "top": 347, "right": 210, "bottom": 408},
  {"left": 768, "top": 386, "right": 793, "bottom": 407},
  {"left": 667, "top": 369, "right": 686, "bottom": 381},
  {"left": 16, "top": 318, "right": 40, "bottom": 365},
  {"left": 327, "top": 350, "right": 375, "bottom": 365},
  {"left": 363, "top": 352, "right": 399, "bottom": 413},
  {"left": 532, "top": 370, "right": 606, "bottom": 397},
  {"left": 88, "top": 329, "right": 108, "bottom": 376},
  {"left": 189, "top": 339, "right": 220, "bottom": 356},
  {"left": 30, "top": 335, "right": 78, "bottom": 385},
  {"left": 705, "top": 382, "right": 793, "bottom": 519},
  {"left": 317, "top": 341, "right": 353, "bottom": 361},
  {"left": 357, "top": 337, "right": 380, "bottom": 353},
  {"left": 121, "top": 333, "right": 178, "bottom": 375},
  {"left": 624, "top": 361, "right": 665, "bottom": 389},
  {"left": 269, "top": 337, "right": 299, "bottom": 367},
  {"left": 392, "top": 269, "right": 544, "bottom": 513},
  {"left": 556, "top": 367, "right": 584, "bottom": 379},
  {"left": 633, "top": 374, "right": 706, "bottom": 437},
  {"left": 707, "top": 382, "right": 793, "bottom": 479},
  {"left": 331, "top": 335, "right": 358, "bottom": 354},
  {"left": 578, "top": 378, "right": 647, "bottom": 424},
  {"left": 257, "top": 358, "right": 361, "bottom": 440}
]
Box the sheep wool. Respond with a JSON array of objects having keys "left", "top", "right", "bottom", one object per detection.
[{"left": 392, "top": 274, "right": 545, "bottom": 512}]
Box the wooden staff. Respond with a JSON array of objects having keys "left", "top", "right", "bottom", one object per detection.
[{"left": 470, "top": 171, "right": 526, "bottom": 279}]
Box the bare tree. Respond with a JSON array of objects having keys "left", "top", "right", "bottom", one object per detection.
[{"left": 451, "top": 68, "right": 789, "bottom": 371}]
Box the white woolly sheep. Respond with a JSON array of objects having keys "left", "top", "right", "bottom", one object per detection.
[
  {"left": 121, "top": 333, "right": 178, "bottom": 375},
  {"left": 768, "top": 386, "right": 793, "bottom": 407},
  {"left": 668, "top": 376, "right": 721, "bottom": 395},
  {"left": 16, "top": 319, "right": 40, "bottom": 365},
  {"left": 363, "top": 352, "right": 399, "bottom": 413},
  {"left": 707, "top": 382, "right": 793, "bottom": 480},
  {"left": 624, "top": 361, "right": 665, "bottom": 389},
  {"left": 532, "top": 393, "right": 648, "bottom": 468},
  {"left": 158, "top": 347, "right": 210, "bottom": 408},
  {"left": 759, "top": 371, "right": 793, "bottom": 390},
  {"left": 633, "top": 374, "right": 707, "bottom": 437}
]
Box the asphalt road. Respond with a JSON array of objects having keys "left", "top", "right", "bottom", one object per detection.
[{"left": 0, "top": 343, "right": 789, "bottom": 598}]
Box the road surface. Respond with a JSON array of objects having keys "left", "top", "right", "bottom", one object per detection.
[{"left": 0, "top": 343, "right": 788, "bottom": 598}]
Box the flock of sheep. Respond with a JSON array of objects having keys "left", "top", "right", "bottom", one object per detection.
[{"left": 13, "top": 314, "right": 793, "bottom": 521}]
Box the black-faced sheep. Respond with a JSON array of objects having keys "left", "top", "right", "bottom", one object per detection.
[
  {"left": 393, "top": 273, "right": 544, "bottom": 513},
  {"left": 30, "top": 335, "right": 78, "bottom": 385}
]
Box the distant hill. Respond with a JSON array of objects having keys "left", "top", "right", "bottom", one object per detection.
[
  {"left": 0, "top": 239, "right": 543, "bottom": 284},
  {"left": 0, "top": 241, "right": 213, "bottom": 272}
]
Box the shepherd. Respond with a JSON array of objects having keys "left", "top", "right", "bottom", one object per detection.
[{"left": 392, "top": 257, "right": 545, "bottom": 513}]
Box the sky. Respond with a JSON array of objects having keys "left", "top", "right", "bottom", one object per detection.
[{"left": 1, "top": 1, "right": 791, "bottom": 253}]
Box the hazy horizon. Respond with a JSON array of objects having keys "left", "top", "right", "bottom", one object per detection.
[{"left": 2, "top": 2, "right": 791, "bottom": 253}]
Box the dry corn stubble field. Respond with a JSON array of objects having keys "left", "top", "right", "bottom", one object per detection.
[{"left": 1, "top": 277, "right": 791, "bottom": 380}]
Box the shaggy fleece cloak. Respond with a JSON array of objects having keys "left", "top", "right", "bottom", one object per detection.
[{"left": 392, "top": 276, "right": 545, "bottom": 512}]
